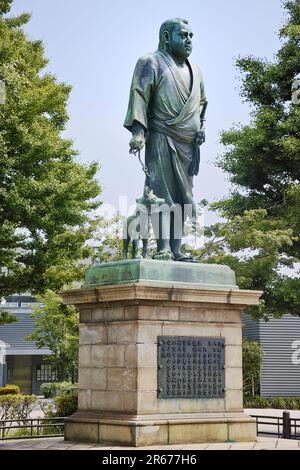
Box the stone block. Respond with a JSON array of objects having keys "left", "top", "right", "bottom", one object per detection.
[
  {"left": 99, "top": 424, "right": 133, "bottom": 445},
  {"left": 107, "top": 367, "right": 137, "bottom": 391},
  {"left": 122, "top": 391, "right": 138, "bottom": 412},
  {"left": 179, "top": 398, "right": 225, "bottom": 413},
  {"left": 137, "top": 391, "right": 158, "bottom": 413},
  {"left": 65, "top": 421, "right": 99, "bottom": 442},
  {"left": 124, "top": 344, "right": 138, "bottom": 366},
  {"left": 91, "top": 390, "right": 124, "bottom": 411},
  {"left": 137, "top": 343, "right": 157, "bottom": 367},
  {"left": 124, "top": 305, "right": 138, "bottom": 320},
  {"left": 90, "top": 368, "right": 107, "bottom": 390},
  {"left": 161, "top": 322, "right": 221, "bottom": 338},
  {"left": 137, "top": 306, "right": 169, "bottom": 321},
  {"left": 78, "top": 389, "right": 91, "bottom": 410},
  {"left": 228, "top": 421, "right": 257, "bottom": 442},
  {"left": 92, "top": 307, "right": 124, "bottom": 322},
  {"left": 79, "top": 324, "right": 107, "bottom": 345},
  {"left": 135, "top": 425, "right": 168, "bottom": 446},
  {"left": 91, "top": 344, "right": 124, "bottom": 367},
  {"left": 107, "top": 322, "right": 138, "bottom": 343},
  {"left": 179, "top": 307, "right": 206, "bottom": 322},
  {"left": 225, "top": 345, "right": 242, "bottom": 368},
  {"left": 169, "top": 423, "right": 228, "bottom": 444},
  {"left": 157, "top": 399, "right": 180, "bottom": 413},
  {"left": 221, "top": 325, "right": 242, "bottom": 345},
  {"left": 79, "top": 345, "right": 91, "bottom": 367},
  {"left": 225, "top": 367, "right": 243, "bottom": 390},
  {"left": 78, "top": 367, "right": 92, "bottom": 389},
  {"left": 138, "top": 322, "right": 163, "bottom": 344},
  {"left": 225, "top": 389, "right": 243, "bottom": 411},
  {"left": 138, "top": 367, "right": 157, "bottom": 391},
  {"left": 203, "top": 309, "right": 241, "bottom": 324},
  {"left": 80, "top": 310, "right": 92, "bottom": 322}
]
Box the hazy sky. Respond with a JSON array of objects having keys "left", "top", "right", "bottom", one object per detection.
[{"left": 11, "top": 0, "right": 284, "bottom": 214}]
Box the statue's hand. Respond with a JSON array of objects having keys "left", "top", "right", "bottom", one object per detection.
[
  {"left": 129, "top": 132, "right": 145, "bottom": 152},
  {"left": 196, "top": 129, "right": 206, "bottom": 145}
]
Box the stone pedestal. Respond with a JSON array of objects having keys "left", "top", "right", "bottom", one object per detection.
[{"left": 62, "top": 260, "right": 261, "bottom": 446}]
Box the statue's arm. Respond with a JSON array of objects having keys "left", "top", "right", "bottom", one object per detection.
[
  {"left": 199, "top": 73, "right": 208, "bottom": 129},
  {"left": 124, "top": 55, "right": 157, "bottom": 150},
  {"left": 129, "top": 121, "right": 146, "bottom": 151},
  {"left": 195, "top": 70, "right": 208, "bottom": 146}
]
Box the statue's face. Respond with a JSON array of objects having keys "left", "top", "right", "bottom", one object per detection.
[{"left": 169, "top": 23, "right": 193, "bottom": 59}]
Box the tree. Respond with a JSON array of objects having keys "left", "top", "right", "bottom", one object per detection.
[
  {"left": 27, "top": 290, "right": 79, "bottom": 382},
  {"left": 242, "top": 339, "right": 263, "bottom": 398},
  {"left": 0, "top": 1, "right": 101, "bottom": 297},
  {"left": 0, "top": 311, "right": 16, "bottom": 324},
  {"left": 210, "top": 0, "right": 300, "bottom": 317}
]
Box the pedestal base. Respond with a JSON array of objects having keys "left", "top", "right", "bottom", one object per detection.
[
  {"left": 65, "top": 411, "right": 256, "bottom": 446},
  {"left": 62, "top": 261, "right": 261, "bottom": 447}
]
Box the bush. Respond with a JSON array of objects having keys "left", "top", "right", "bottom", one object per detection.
[
  {"left": 0, "top": 384, "right": 20, "bottom": 395},
  {"left": 244, "top": 396, "right": 300, "bottom": 409},
  {"left": 54, "top": 393, "right": 78, "bottom": 417},
  {"left": 56, "top": 382, "right": 78, "bottom": 396},
  {"left": 0, "top": 394, "right": 37, "bottom": 436},
  {"left": 40, "top": 382, "right": 78, "bottom": 398},
  {"left": 40, "top": 383, "right": 56, "bottom": 398},
  {"left": 243, "top": 339, "right": 263, "bottom": 398}
]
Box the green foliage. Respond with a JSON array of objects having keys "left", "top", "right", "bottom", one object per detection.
[
  {"left": 0, "top": 394, "right": 37, "bottom": 422},
  {"left": 39, "top": 382, "right": 54, "bottom": 399},
  {"left": 0, "top": 394, "right": 37, "bottom": 436},
  {"left": 245, "top": 396, "right": 300, "bottom": 409},
  {"left": 0, "top": 1, "right": 13, "bottom": 15},
  {"left": 191, "top": 0, "right": 300, "bottom": 318},
  {"left": 0, "top": 383, "right": 19, "bottom": 395},
  {"left": 53, "top": 392, "right": 78, "bottom": 417},
  {"left": 0, "top": 2, "right": 101, "bottom": 297},
  {"left": 40, "top": 381, "right": 78, "bottom": 399},
  {"left": 27, "top": 290, "right": 79, "bottom": 382},
  {"left": 0, "top": 310, "right": 16, "bottom": 324},
  {"left": 242, "top": 339, "right": 263, "bottom": 398},
  {"left": 94, "top": 214, "right": 124, "bottom": 262}
]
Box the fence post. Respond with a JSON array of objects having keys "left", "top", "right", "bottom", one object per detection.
[{"left": 282, "top": 411, "right": 291, "bottom": 439}]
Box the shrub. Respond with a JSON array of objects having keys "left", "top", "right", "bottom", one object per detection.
[
  {"left": 0, "top": 384, "right": 20, "bottom": 395},
  {"left": 40, "top": 382, "right": 78, "bottom": 398},
  {"left": 0, "top": 395, "right": 37, "bottom": 436},
  {"left": 40, "top": 383, "right": 56, "bottom": 398},
  {"left": 243, "top": 339, "right": 263, "bottom": 398},
  {"left": 244, "top": 396, "right": 300, "bottom": 410},
  {"left": 54, "top": 393, "right": 78, "bottom": 417},
  {"left": 56, "top": 382, "right": 78, "bottom": 396}
]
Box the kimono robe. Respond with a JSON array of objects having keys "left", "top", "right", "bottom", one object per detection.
[{"left": 124, "top": 49, "right": 207, "bottom": 222}]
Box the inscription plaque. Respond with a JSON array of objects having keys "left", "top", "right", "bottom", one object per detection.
[{"left": 157, "top": 336, "right": 225, "bottom": 399}]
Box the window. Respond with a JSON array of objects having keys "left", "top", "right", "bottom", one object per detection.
[{"left": 36, "top": 364, "right": 58, "bottom": 382}]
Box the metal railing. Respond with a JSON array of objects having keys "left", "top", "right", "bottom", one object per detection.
[
  {"left": 0, "top": 416, "right": 64, "bottom": 440},
  {"left": 250, "top": 411, "right": 300, "bottom": 440}
]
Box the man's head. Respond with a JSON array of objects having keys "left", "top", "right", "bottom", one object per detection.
[{"left": 158, "top": 18, "right": 193, "bottom": 59}]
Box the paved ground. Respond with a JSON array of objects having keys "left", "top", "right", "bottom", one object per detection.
[{"left": 0, "top": 436, "right": 300, "bottom": 450}]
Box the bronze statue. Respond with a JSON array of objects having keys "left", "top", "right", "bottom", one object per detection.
[
  {"left": 122, "top": 187, "right": 165, "bottom": 259},
  {"left": 124, "top": 18, "right": 207, "bottom": 261}
]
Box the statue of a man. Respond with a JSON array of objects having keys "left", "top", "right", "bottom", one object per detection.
[{"left": 124, "top": 18, "right": 207, "bottom": 261}]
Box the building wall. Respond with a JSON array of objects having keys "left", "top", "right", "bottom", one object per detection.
[
  {"left": 0, "top": 295, "right": 52, "bottom": 394},
  {"left": 242, "top": 313, "right": 260, "bottom": 342},
  {"left": 6, "top": 355, "right": 56, "bottom": 395},
  {"left": 243, "top": 314, "right": 300, "bottom": 397}
]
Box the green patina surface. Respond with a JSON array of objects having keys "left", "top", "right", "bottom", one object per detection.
[{"left": 83, "top": 259, "right": 238, "bottom": 289}]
